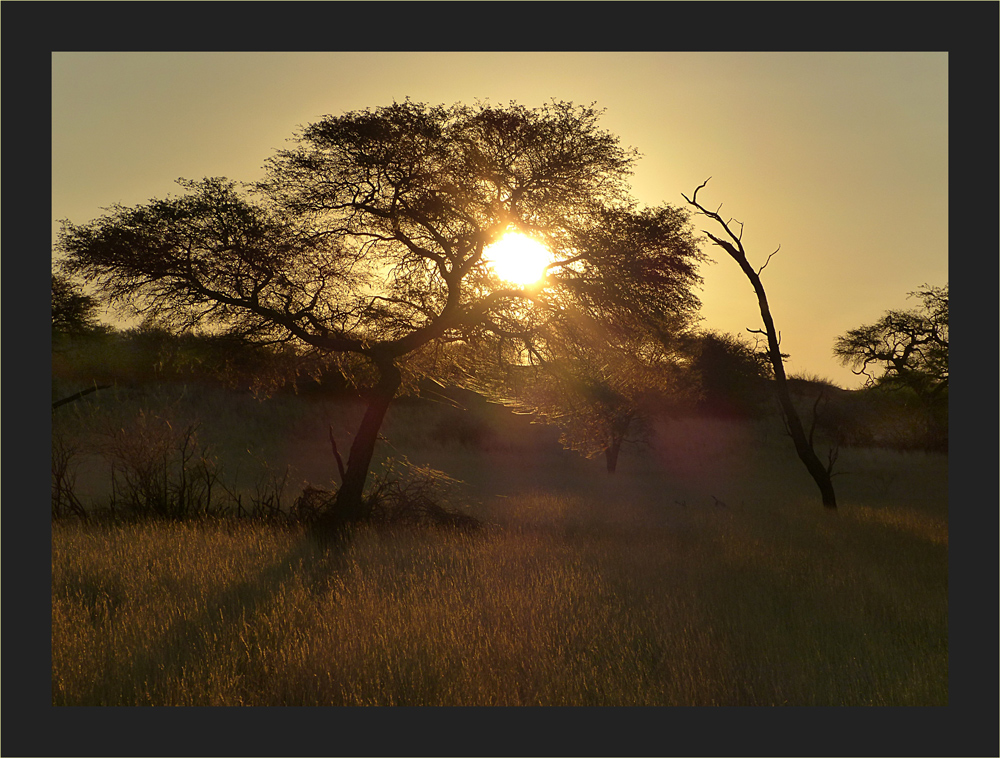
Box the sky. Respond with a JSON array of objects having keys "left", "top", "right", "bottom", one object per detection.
[{"left": 51, "top": 52, "right": 948, "bottom": 388}]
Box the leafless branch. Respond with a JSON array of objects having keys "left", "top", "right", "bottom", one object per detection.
[
  {"left": 756, "top": 245, "right": 780, "bottom": 276},
  {"left": 730, "top": 218, "right": 744, "bottom": 242},
  {"left": 826, "top": 445, "right": 839, "bottom": 477},
  {"left": 686, "top": 177, "right": 712, "bottom": 206},
  {"left": 52, "top": 382, "right": 112, "bottom": 410}
]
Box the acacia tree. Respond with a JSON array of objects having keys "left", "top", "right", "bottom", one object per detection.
[
  {"left": 58, "top": 100, "right": 697, "bottom": 530},
  {"left": 683, "top": 179, "right": 838, "bottom": 509},
  {"left": 504, "top": 318, "right": 697, "bottom": 474},
  {"left": 834, "top": 283, "right": 948, "bottom": 447},
  {"left": 833, "top": 284, "right": 948, "bottom": 398},
  {"left": 468, "top": 204, "right": 704, "bottom": 474}
]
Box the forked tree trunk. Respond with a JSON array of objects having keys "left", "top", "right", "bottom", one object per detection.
[
  {"left": 315, "top": 358, "right": 402, "bottom": 533},
  {"left": 684, "top": 181, "right": 837, "bottom": 509}
]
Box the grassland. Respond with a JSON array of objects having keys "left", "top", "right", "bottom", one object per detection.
[{"left": 51, "top": 384, "right": 948, "bottom": 706}]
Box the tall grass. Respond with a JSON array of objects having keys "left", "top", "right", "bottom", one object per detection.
[
  {"left": 52, "top": 485, "right": 947, "bottom": 705},
  {"left": 51, "top": 384, "right": 947, "bottom": 705}
]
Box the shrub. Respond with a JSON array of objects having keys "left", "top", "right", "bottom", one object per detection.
[
  {"left": 292, "top": 457, "right": 480, "bottom": 530},
  {"left": 690, "top": 331, "right": 772, "bottom": 418},
  {"left": 95, "top": 409, "right": 221, "bottom": 518},
  {"left": 811, "top": 386, "right": 945, "bottom": 451},
  {"left": 51, "top": 432, "right": 88, "bottom": 520}
]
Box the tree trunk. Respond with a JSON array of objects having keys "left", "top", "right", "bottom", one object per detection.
[
  {"left": 742, "top": 263, "right": 837, "bottom": 509},
  {"left": 684, "top": 182, "right": 836, "bottom": 509},
  {"left": 315, "top": 358, "right": 402, "bottom": 533},
  {"left": 604, "top": 438, "right": 622, "bottom": 474}
]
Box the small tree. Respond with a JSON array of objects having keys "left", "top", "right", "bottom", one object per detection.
[
  {"left": 51, "top": 272, "right": 115, "bottom": 409},
  {"left": 833, "top": 284, "right": 948, "bottom": 398},
  {"left": 690, "top": 330, "right": 773, "bottom": 417},
  {"left": 457, "top": 203, "right": 705, "bottom": 474},
  {"left": 501, "top": 314, "right": 696, "bottom": 474},
  {"left": 834, "top": 283, "right": 948, "bottom": 448},
  {"left": 683, "top": 179, "right": 837, "bottom": 509},
  {"left": 58, "top": 100, "right": 698, "bottom": 530}
]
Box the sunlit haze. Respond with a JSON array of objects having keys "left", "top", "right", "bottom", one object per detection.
[
  {"left": 483, "top": 231, "right": 553, "bottom": 287},
  {"left": 51, "top": 52, "right": 948, "bottom": 387}
]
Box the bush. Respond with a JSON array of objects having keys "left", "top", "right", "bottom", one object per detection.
[
  {"left": 690, "top": 331, "right": 772, "bottom": 418},
  {"left": 809, "top": 386, "right": 946, "bottom": 451},
  {"left": 51, "top": 432, "right": 88, "bottom": 520},
  {"left": 94, "top": 409, "right": 221, "bottom": 518},
  {"left": 292, "top": 457, "right": 480, "bottom": 530}
]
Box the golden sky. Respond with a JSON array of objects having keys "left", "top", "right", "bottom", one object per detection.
[{"left": 52, "top": 52, "right": 947, "bottom": 388}]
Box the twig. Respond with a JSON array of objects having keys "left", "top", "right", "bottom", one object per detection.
[
  {"left": 52, "top": 383, "right": 111, "bottom": 410},
  {"left": 756, "top": 245, "right": 780, "bottom": 276},
  {"left": 826, "top": 445, "right": 840, "bottom": 477}
]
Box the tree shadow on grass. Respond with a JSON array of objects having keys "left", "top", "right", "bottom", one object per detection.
[{"left": 68, "top": 528, "right": 348, "bottom": 706}]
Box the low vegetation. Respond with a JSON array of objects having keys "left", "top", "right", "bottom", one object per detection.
[{"left": 52, "top": 383, "right": 948, "bottom": 706}]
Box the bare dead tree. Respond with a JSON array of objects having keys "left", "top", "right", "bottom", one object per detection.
[{"left": 682, "top": 179, "right": 837, "bottom": 509}]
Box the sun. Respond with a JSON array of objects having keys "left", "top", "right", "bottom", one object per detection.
[{"left": 483, "top": 230, "right": 553, "bottom": 286}]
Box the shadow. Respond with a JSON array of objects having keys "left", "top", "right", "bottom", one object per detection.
[{"left": 67, "top": 528, "right": 348, "bottom": 706}]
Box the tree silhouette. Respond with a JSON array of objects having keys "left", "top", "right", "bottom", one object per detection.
[
  {"left": 834, "top": 283, "right": 948, "bottom": 398},
  {"left": 683, "top": 179, "right": 838, "bottom": 509},
  {"left": 51, "top": 273, "right": 101, "bottom": 336},
  {"left": 493, "top": 308, "right": 698, "bottom": 474},
  {"left": 58, "top": 100, "right": 697, "bottom": 530},
  {"left": 834, "top": 283, "right": 948, "bottom": 449},
  {"left": 690, "top": 330, "right": 774, "bottom": 417}
]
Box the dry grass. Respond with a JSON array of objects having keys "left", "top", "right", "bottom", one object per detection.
[
  {"left": 52, "top": 489, "right": 947, "bottom": 705},
  {"left": 51, "top": 388, "right": 948, "bottom": 706}
]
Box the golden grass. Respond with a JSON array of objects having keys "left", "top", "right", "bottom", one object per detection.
[
  {"left": 52, "top": 393, "right": 948, "bottom": 706},
  {"left": 848, "top": 505, "right": 948, "bottom": 546},
  {"left": 52, "top": 483, "right": 947, "bottom": 706}
]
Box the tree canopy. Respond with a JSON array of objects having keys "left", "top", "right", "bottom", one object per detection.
[
  {"left": 448, "top": 202, "right": 705, "bottom": 474},
  {"left": 51, "top": 273, "right": 102, "bottom": 335},
  {"left": 833, "top": 283, "right": 948, "bottom": 399},
  {"left": 56, "top": 100, "right": 705, "bottom": 528},
  {"left": 691, "top": 330, "right": 773, "bottom": 417}
]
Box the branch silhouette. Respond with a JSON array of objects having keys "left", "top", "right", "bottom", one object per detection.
[{"left": 683, "top": 178, "right": 837, "bottom": 509}]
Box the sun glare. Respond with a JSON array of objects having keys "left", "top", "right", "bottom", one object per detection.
[{"left": 483, "top": 231, "right": 553, "bottom": 287}]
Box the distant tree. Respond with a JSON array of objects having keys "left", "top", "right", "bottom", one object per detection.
[
  {"left": 465, "top": 203, "right": 705, "bottom": 474},
  {"left": 683, "top": 179, "right": 838, "bottom": 509},
  {"left": 51, "top": 272, "right": 114, "bottom": 409},
  {"left": 833, "top": 284, "right": 948, "bottom": 399},
  {"left": 690, "top": 330, "right": 773, "bottom": 417},
  {"left": 58, "top": 100, "right": 697, "bottom": 531},
  {"left": 834, "top": 283, "right": 948, "bottom": 449},
  {"left": 498, "top": 311, "right": 698, "bottom": 475},
  {"left": 51, "top": 273, "right": 101, "bottom": 336}
]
